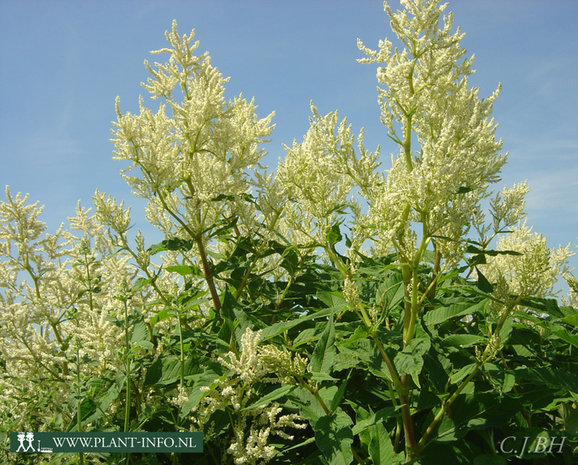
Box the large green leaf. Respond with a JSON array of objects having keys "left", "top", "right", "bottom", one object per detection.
[
  {"left": 450, "top": 363, "right": 478, "bottom": 384},
  {"left": 242, "top": 385, "right": 296, "bottom": 412},
  {"left": 368, "top": 422, "right": 403, "bottom": 464},
  {"left": 317, "top": 381, "right": 347, "bottom": 413},
  {"left": 67, "top": 374, "right": 123, "bottom": 431},
  {"left": 351, "top": 406, "right": 398, "bottom": 436},
  {"left": 260, "top": 304, "right": 345, "bottom": 342},
  {"left": 165, "top": 264, "right": 203, "bottom": 276},
  {"left": 147, "top": 237, "right": 194, "bottom": 255},
  {"left": 442, "top": 334, "right": 485, "bottom": 348},
  {"left": 289, "top": 386, "right": 326, "bottom": 424},
  {"left": 310, "top": 316, "right": 336, "bottom": 379},
  {"left": 314, "top": 407, "right": 353, "bottom": 465},
  {"left": 552, "top": 328, "right": 578, "bottom": 348},
  {"left": 144, "top": 354, "right": 194, "bottom": 386},
  {"left": 424, "top": 299, "right": 488, "bottom": 327}
]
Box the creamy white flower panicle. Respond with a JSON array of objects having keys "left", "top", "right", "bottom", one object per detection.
[
  {"left": 472, "top": 181, "right": 529, "bottom": 246},
  {"left": 358, "top": 0, "right": 506, "bottom": 261},
  {"left": 93, "top": 189, "right": 132, "bottom": 238},
  {"left": 277, "top": 102, "right": 380, "bottom": 246},
  {"left": 481, "top": 222, "right": 573, "bottom": 299},
  {"left": 111, "top": 20, "right": 274, "bottom": 239}
]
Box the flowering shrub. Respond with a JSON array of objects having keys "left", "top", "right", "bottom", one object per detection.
[{"left": 1, "top": 1, "right": 577, "bottom": 464}]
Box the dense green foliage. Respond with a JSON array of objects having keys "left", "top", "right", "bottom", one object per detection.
[{"left": 1, "top": 1, "right": 577, "bottom": 464}]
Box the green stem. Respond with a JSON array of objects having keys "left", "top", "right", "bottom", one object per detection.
[
  {"left": 235, "top": 257, "right": 256, "bottom": 301},
  {"left": 195, "top": 233, "right": 222, "bottom": 315},
  {"left": 400, "top": 375, "right": 417, "bottom": 460},
  {"left": 76, "top": 346, "right": 85, "bottom": 465},
  {"left": 123, "top": 299, "right": 131, "bottom": 434},
  {"left": 274, "top": 274, "right": 294, "bottom": 310},
  {"left": 177, "top": 307, "right": 185, "bottom": 389}
]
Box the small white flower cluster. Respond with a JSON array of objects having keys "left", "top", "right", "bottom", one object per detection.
[
  {"left": 192, "top": 329, "right": 307, "bottom": 465},
  {"left": 277, "top": 102, "right": 380, "bottom": 247},
  {"left": 226, "top": 403, "right": 306, "bottom": 465},
  {"left": 169, "top": 385, "right": 189, "bottom": 408},
  {"left": 481, "top": 223, "right": 573, "bottom": 299},
  {"left": 564, "top": 272, "right": 578, "bottom": 308}
]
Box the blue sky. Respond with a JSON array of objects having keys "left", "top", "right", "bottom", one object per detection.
[{"left": 1, "top": 0, "right": 577, "bottom": 285}]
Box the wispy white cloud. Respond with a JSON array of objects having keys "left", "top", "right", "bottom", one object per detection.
[{"left": 524, "top": 168, "right": 578, "bottom": 217}]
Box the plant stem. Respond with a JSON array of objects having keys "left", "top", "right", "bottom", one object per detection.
[
  {"left": 76, "top": 345, "right": 85, "bottom": 465},
  {"left": 400, "top": 373, "right": 418, "bottom": 460},
  {"left": 123, "top": 299, "right": 131, "bottom": 434},
  {"left": 195, "top": 233, "right": 222, "bottom": 315},
  {"left": 177, "top": 307, "right": 185, "bottom": 389}
]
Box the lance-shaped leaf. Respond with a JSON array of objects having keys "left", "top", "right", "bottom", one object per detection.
[{"left": 310, "top": 316, "right": 336, "bottom": 380}]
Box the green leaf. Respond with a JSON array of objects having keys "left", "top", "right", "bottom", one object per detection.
[
  {"left": 394, "top": 337, "right": 430, "bottom": 387},
  {"left": 368, "top": 422, "right": 403, "bottom": 464},
  {"left": 165, "top": 264, "right": 203, "bottom": 277},
  {"left": 474, "top": 455, "right": 507, "bottom": 465},
  {"left": 131, "top": 276, "right": 156, "bottom": 292},
  {"left": 293, "top": 328, "right": 318, "bottom": 348},
  {"left": 475, "top": 267, "right": 493, "bottom": 293},
  {"left": 149, "top": 306, "right": 173, "bottom": 328},
  {"left": 502, "top": 372, "right": 515, "bottom": 393},
  {"left": 450, "top": 363, "right": 478, "bottom": 384},
  {"left": 561, "top": 314, "right": 578, "bottom": 327},
  {"left": 243, "top": 385, "right": 296, "bottom": 411},
  {"left": 552, "top": 328, "right": 578, "bottom": 348},
  {"left": 145, "top": 355, "right": 192, "bottom": 386},
  {"left": 519, "top": 296, "right": 562, "bottom": 317},
  {"left": 424, "top": 299, "right": 488, "bottom": 326},
  {"left": 352, "top": 406, "right": 398, "bottom": 436},
  {"left": 316, "top": 290, "right": 347, "bottom": 308},
  {"left": 318, "top": 381, "right": 347, "bottom": 413},
  {"left": 327, "top": 222, "right": 343, "bottom": 246},
  {"left": 211, "top": 193, "right": 236, "bottom": 202},
  {"left": 564, "top": 404, "right": 578, "bottom": 435},
  {"left": 260, "top": 305, "right": 345, "bottom": 342},
  {"left": 314, "top": 408, "right": 354, "bottom": 465},
  {"left": 289, "top": 387, "right": 327, "bottom": 424},
  {"left": 466, "top": 245, "right": 523, "bottom": 257},
  {"left": 456, "top": 186, "right": 473, "bottom": 194},
  {"left": 69, "top": 374, "right": 123, "bottom": 430},
  {"left": 181, "top": 369, "right": 220, "bottom": 417},
  {"left": 280, "top": 246, "right": 299, "bottom": 275},
  {"left": 310, "top": 316, "right": 336, "bottom": 378},
  {"left": 130, "top": 320, "right": 149, "bottom": 344},
  {"left": 442, "top": 334, "right": 485, "bottom": 348},
  {"left": 147, "top": 237, "right": 194, "bottom": 255},
  {"left": 217, "top": 289, "right": 237, "bottom": 344}
]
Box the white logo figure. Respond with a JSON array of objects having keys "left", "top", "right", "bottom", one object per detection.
[
  {"left": 25, "top": 432, "right": 36, "bottom": 452},
  {"left": 15, "top": 433, "right": 26, "bottom": 452}
]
